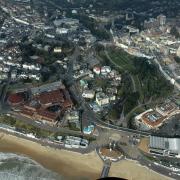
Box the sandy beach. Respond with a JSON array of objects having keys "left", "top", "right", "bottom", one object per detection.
[
  {"left": 109, "top": 160, "right": 171, "bottom": 180},
  {"left": 0, "top": 132, "right": 172, "bottom": 180},
  {"left": 0, "top": 132, "right": 103, "bottom": 180}
]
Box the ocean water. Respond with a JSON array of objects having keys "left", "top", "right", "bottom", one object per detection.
[{"left": 0, "top": 152, "right": 63, "bottom": 180}]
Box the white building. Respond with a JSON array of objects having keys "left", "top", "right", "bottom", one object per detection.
[
  {"left": 11, "top": 70, "right": 17, "bottom": 80},
  {"left": 93, "top": 66, "right": 101, "bottom": 75},
  {"left": 96, "top": 92, "right": 109, "bottom": 106},
  {"left": 101, "top": 66, "right": 111, "bottom": 75},
  {"left": 56, "top": 28, "right": 68, "bottom": 34},
  {"left": 82, "top": 90, "right": 95, "bottom": 99},
  {"left": 28, "top": 74, "right": 41, "bottom": 81},
  {"left": 72, "top": 10, "right": 77, "bottom": 14},
  {"left": 177, "top": 46, "right": 180, "bottom": 57},
  {"left": 22, "top": 63, "right": 41, "bottom": 71},
  {"left": 54, "top": 47, "right": 62, "bottom": 53},
  {"left": 0, "top": 65, "right": 3, "bottom": 71},
  {"left": 4, "top": 61, "right": 14, "bottom": 66},
  {"left": 65, "top": 136, "right": 89, "bottom": 149},
  {"left": 155, "top": 103, "right": 177, "bottom": 116},
  {"left": 54, "top": 18, "right": 79, "bottom": 27},
  {"left": 109, "top": 94, "right": 116, "bottom": 101},
  {"left": 18, "top": 73, "right": 28, "bottom": 79},
  {"left": 66, "top": 110, "right": 79, "bottom": 123},
  {"left": 0, "top": 73, "right": 8, "bottom": 80},
  {"left": 157, "top": 14, "right": 166, "bottom": 26},
  {"left": 2, "top": 66, "right": 10, "bottom": 72},
  {"left": 0, "top": 56, "right": 4, "bottom": 61}
]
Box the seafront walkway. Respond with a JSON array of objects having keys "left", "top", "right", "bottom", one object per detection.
[
  {"left": 100, "top": 160, "right": 112, "bottom": 178},
  {"left": 96, "top": 146, "right": 125, "bottom": 178}
]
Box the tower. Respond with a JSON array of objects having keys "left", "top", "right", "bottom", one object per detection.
[{"left": 157, "top": 15, "right": 166, "bottom": 26}]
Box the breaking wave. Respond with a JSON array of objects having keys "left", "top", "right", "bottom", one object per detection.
[{"left": 0, "top": 153, "right": 63, "bottom": 180}]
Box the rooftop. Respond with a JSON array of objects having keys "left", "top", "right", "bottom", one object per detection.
[
  {"left": 150, "top": 136, "right": 180, "bottom": 155},
  {"left": 36, "top": 109, "right": 58, "bottom": 122},
  {"left": 36, "top": 89, "right": 64, "bottom": 105},
  {"left": 156, "top": 102, "right": 177, "bottom": 115},
  {"left": 8, "top": 93, "right": 24, "bottom": 104},
  {"left": 141, "top": 110, "right": 165, "bottom": 128},
  {"left": 20, "top": 107, "right": 34, "bottom": 117}
]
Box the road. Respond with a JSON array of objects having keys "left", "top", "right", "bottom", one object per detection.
[
  {"left": 64, "top": 46, "right": 180, "bottom": 179},
  {"left": 138, "top": 156, "right": 180, "bottom": 180},
  {"left": 0, "top": 4, "right": 179, "bottom": 178},
  {"left": 10, "top": 111, "right": 95, "bottom": 139},
  {"left": 4, "top": 0, "right": 148, "bottom": 138},
  {"left": 130, "top": 75, "right": 137, "bottom": 93},
  {"left": 149, "top": 45, "right": 180, "bottom": 91},
  {"left": 67, "top": 78, "right": 151, "bottom": 136},
  {"left": 83, "top": 99, "right": 151, "bottom": 136},
  {"left": 0, "top": 125, "right": 92, "bottom": 154},
  {"left": 0, "top": 38, "right": 174, "bottom": 180}
]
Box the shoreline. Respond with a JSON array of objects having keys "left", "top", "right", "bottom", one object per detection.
[
  {"left": 0, "top": 131, "right": 172, "bottom": 180},
  {"left": 0, "top": 132, "right": 102, "bottom": 180}
]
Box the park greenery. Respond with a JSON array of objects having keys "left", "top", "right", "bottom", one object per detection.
[
  {"left": 68, "top": 122, "right": 81, "bottom": 131},
  {"left": 174, "top": 56, "right": 180, "bottom": 64},
  {"left": 170, "top": 26, "right": 180, "bottom": 39},
  {"left": 0, "top": 115, "right": 96, "bottom": 142},
  {"left": 19, "top": 40, "right": 71, "bottom": 65},
  {"left": 106, "top": 47, "right": 173, "bottom": 100},
  {"left": 98, "top": 46, "right": 173, "bottom": 119},
  {"left": 19, "top": 38, "right": 74, "bottom": 82},
  {"left": 70, "top": 14, "right": 111, "bottom": 40},
  {"left": 0, "top": 115, "right": 53, "bottom": 138}
]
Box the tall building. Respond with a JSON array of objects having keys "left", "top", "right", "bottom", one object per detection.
[
  {"left": 144, "top": 15, "right": 166, "bottom": 29},
  {"left": 157, "top": 14, "right": 166, "bottom": 26}
]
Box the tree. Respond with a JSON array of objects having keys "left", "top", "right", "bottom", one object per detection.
[
  {"left": 174, "top": 56, "right": 180, "bottom": 63},
  {"left": 124, "top": 92, "right": 140, "bottom": 115},
  {"left": 170, "top": 26, "right": 180, "bottom": 39}
]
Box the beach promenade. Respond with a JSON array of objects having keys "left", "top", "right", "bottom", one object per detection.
[{"left": 0, "top": 132, "right": 172, "bottom": 180}]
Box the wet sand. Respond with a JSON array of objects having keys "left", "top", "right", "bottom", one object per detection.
[
  {"left": 0, "top": 133, "right": 102, "bottom": 179},
  {"left": 109, "top": 159, "right": 171, "bottom": 180},
  {"left": 0, "top": 132, "right": 172, "bottom": 180}
]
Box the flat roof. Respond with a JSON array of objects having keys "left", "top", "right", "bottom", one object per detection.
[
  {"left": 20, "top": 108, "right": 34, "bottom": 117},
  {"left": 157, "top": 103, "right": 176, "bottom": 113},
  {"left": 37, "top": 89, "right": 64, "bottom": 105},
  {"left": 150, "top": 136, "right": 180, "bottom": 154},
  {"left": 142, "top": 110, "right": 165, "bottom": 127},
  {"left": 37, "top": 109, "right": 57, "bottom": 121},
  {"left": 8, "top": 93, "right": 24, "bottom": 104},
  {"left": 31, "top": 81, "right": 63, "bottom": 95}
]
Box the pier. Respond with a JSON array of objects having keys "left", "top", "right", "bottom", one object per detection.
[{"left": 100, "top": 160, "right": 112, "bottom": 178}]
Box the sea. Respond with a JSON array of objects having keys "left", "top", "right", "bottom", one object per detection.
[{"left": 0, "top": 152, "right": 63, "bottom": 180}]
